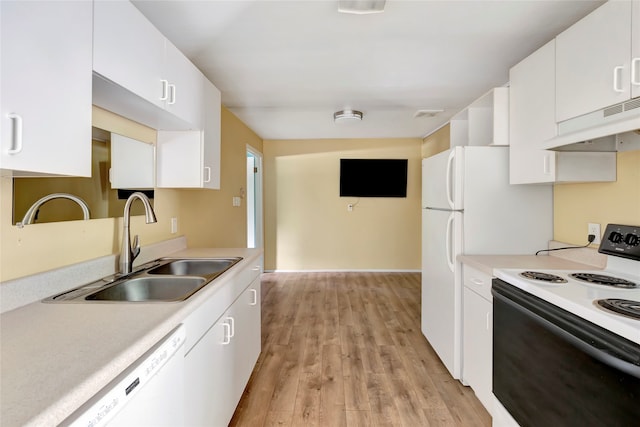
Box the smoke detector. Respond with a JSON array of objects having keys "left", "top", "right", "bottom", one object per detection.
[
  {"left": 334, "top": 109, "right": 363, "bottom": 123},
  {"left": 338, "top": 0, "right": 386, "bottom": 14}
]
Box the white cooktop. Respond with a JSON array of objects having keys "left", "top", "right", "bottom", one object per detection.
[{"left": 495, "top": 261, "right": 640, "bottom": 345}]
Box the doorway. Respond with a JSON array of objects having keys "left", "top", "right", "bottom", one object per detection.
[{"left": 246, "top": 147, "right": 263, "bottom": 248}]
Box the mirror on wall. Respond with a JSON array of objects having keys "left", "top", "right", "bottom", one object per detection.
[{"left": 12, "top": 127, "right": 155, "bottom": 225}]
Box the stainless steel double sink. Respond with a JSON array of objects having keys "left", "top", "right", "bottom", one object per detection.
[{"left": 45, "top": 257, "right": 242, "bottom": 303}]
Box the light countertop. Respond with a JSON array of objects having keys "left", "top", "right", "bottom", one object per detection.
[
  {"left": 0, "top": 247, "right": 263, "bottom": 427},
  {"left": 458, "top": 254, "right": 603, "bottom": 276}
]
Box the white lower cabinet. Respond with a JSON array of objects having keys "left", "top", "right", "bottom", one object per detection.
[
  {"left": 462, "top": 265, "right": 493, "bottom": 415},
  {"left": 183, "top": 260, "right": 262, "bottom": 426}
]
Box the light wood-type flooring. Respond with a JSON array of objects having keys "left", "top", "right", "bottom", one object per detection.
[{"left": 229, "top": 272, "right": 491, "bottom": 427}]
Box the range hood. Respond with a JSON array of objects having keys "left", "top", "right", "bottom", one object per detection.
[{"left": 543, "top": 97, "right": 640, "bottom": 151}]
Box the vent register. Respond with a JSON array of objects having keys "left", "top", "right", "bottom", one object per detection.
[{"left": 603, "top": 97, "right": 640, "bottom": 117}]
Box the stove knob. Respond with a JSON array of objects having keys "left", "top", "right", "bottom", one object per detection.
[
  {"left": 608, "top": 231, "right": 624, "bottom": 243},
  {"left": 624, "top": 233, "right": 639, "bottom": 246}
]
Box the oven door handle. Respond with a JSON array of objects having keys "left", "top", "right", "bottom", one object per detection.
[{"left": 493, "top": 287, "right": 640, "bottom": 380}]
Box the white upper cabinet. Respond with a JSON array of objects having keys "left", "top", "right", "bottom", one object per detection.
[
  {"left": 0, "top": 1, "right": 92, "bottom": 177},
  {"left": 201, "top": 79, "right": 222, "bottom": 190},
  {"left": 450, "top": 87, "right": 509, "bottom": 147},
  {"left": 556, "top": 0, "right": 636, "bottom": 122},
  {"left": 509, "top": 40, "right": 617, "bottom": 184},
  {"left": 163, "top": 40, "right": 205, "bottom": 128},
  {"left": 93, "top": 0, "right": 165, "bottom": 111},
  {"left": 93, "top": 0, "right": 202, "bottom": 130},
  {"left": 510, "top": 41, "right": 558, "bottom": 184},
  {"left": 156, "top": 78, "right": 221, "bottom": 189}
]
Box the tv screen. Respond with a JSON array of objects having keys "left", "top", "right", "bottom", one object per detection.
[{"left": 340, "top": 159, "right": 408, "bottom": 198}]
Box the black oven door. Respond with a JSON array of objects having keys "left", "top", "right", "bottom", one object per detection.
[{"left": 492, "top": 279, "right": 640, "bottom": 427}]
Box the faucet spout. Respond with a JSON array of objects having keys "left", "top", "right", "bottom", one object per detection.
[
  {"left": 18, "top": 193, "right": 91, "bottom": 227},
  {"left": 120, "top": 192, "right": 157, "bottom": 275}
]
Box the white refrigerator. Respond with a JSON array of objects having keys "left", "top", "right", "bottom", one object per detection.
[{"left": 421, "top": 146, "right": 552, "bottom": 380}]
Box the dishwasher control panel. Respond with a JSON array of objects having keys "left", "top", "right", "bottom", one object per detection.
[{"left": 60, "top": 325, "right": 185, "bottom": 427}]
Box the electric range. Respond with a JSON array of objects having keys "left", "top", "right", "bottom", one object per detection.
[{"left": 494, "top": 224, "right": 640, "bottom": 345}]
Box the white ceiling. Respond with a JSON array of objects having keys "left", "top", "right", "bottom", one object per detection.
[{"left": 132, "top": 0, "right": 604, "bottom": 140}]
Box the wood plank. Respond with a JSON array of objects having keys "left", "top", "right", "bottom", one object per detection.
[
  {"left": 291, "top": 372, "right": 322, "bottom": 426},
  {"left": 230, "top": 272, "right": 491, "bottom": 427}
]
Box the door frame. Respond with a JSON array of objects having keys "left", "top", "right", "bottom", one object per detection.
[{"left": 246, "top": 145, "right": 263, "bottom": 249}]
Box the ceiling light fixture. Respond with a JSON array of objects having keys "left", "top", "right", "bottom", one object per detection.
[
  {"left": 338, "top": 0, "right": 386, "bottom": 15},
  {"left": 334, "top": 109, "right": 363, "bottom": 123}
]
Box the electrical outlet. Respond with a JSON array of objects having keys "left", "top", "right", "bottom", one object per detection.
[
  {"left": 347, "top": 203, "right": 353, "bottom": 212},
  {"left": 171, "top": 217, "right": 178, "bottom": 234},
  {"left": 588, "top": 223, "right": 601, "bottom": 244}
]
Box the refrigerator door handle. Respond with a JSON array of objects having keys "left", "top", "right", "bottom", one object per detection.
[
  {"left": 445, "top": 149, "right": 456, "bottom": 209},
  {"left": 445, "top": 213, "right": 455, "bottom": 272}
]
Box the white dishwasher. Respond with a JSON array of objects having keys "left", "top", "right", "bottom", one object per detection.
[{"left": 62, "top": 325, "right": 185, "bottom": 427}]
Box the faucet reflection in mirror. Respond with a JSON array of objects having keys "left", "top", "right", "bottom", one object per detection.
[
  {"left": 17, "top": 193, "right": 91, "bottom": 228},
  {"left": 12, "top": 128, "right": 155, "bottom": 225},
  {"left": 120, "top": 192, "right": 157, "bottom": 275}
]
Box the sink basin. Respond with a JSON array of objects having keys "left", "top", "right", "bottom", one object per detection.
[
  {"left": 148, "top": 258, "right": 241, "bottom": 278},
  {"left": 85, "top": 276, "right": 206, "bottom": 302},
  {"left": 44, "top": 257, "right": 244, "bottom": 303}
]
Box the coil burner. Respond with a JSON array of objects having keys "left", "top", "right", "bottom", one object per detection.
[
  {"left": 519, "top": 271, "right": 567, "bottom": 283},
  {"left": 595, "top": 299, "right": 640, "bottom": 320},
  {"left": 569, "top": 273, "right": 638, "bottom": 289}
]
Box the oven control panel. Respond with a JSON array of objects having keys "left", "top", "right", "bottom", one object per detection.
[{"left": 598, "top": 224, "right": 640, "bottom": 261}]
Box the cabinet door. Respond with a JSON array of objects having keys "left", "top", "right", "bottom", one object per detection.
[
  {"left": 556, "top": 0, "right": 633, "bottom": 122},
  {"left": 110, "top": 134, "right": 155, "bottom": 189},
  {"left": 163, "top": 41, "right": 204, "bottom": 129},
  {"left": 509, "top": 40, "right": 557, "bottom": 184},
  {"left": 231, "top": 277, "right": 262, "bottom": 403},
  {"left": 0, "top": 1, "right": 92, "bottom": 177},
  {"left": 156, "top": 130, "right": 203, "bottom": 188},
  {"left": 183, "top": 313, "right": 234, "bottom": 426},
  {"left": 93, "top": 0, "right": 165, "bottom": 110},
  {"left": 462, "top": 286, "right": 493, "bottom": 415},
  {"left": 202, "top": 79, "right": 222, "bottom": 189}
]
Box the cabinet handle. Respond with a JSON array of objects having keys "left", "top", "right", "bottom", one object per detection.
[
  {"left": 613, "top": 65, "right": 625, "bottom": 93},
  {"left": 252, "top": 265, "right": 261, "bottom": 271},
  {"left": 227, "top": 316, "right": 235, "bottom": 338},
  {"left": 160, "top": 79, "right": 169, "bottom": 101},
  {"left": 168, "top": 84, "right": 176, "bottom": 105},
  {"left": 250, "top": 288, "right": 258, "bottom": 306},
  {"left": 632, "top": 58, "right": 640, "bottom": 86},
  {"left": 204, "top": 166, "right": 211, "bottom": 183},
  {"left": 486, "top": 311, "right": 491, "bottom": 331},
  {"left": 7, "top": 113, "right": 23, "bottom": 154},
  {"left": 470, "top": 278, "right": 485, "bottom": 287},
  {"left": 222, "top": 322, "right": 231, "bottom": 345}
]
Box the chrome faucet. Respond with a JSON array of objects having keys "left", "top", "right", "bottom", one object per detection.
[
  {"left": 120, "top": 192, "right": 157, "bottom": 275},
  {"left": 18, "top": 193, "right": 90, "bottom": 227}
]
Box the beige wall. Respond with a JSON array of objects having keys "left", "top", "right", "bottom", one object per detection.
[
  {"left": 0, "top": 107, "right": 259, "bottom": 282},
  {"left": 554, "top": 150, "right": 640, "bottom": 246},
  {"left": 175, "top": 107, "right": 263, "bottom": 248},
  {"left": 0, "top": 108, "right": 180, "bottom": 281},
  {"left": 422, "top": 124, "right": 450, "bottom": 158},
  {"left": 263, "top": 138, "right": 422, "bottom": 271}
]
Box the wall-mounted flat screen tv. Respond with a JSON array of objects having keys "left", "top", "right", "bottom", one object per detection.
[{"left": 340, "top": 159, "right": 408, "bottom": 198}]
